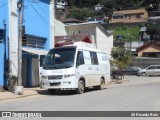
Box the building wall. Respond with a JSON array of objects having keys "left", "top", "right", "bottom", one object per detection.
[
  {"left": 111, "top": 9, "right": 148, "bottom": 23},
  {"left": 0, "top": 0, "right": 9, "bottom": 87},
  {"left": 138, "top": 44, "right": 160, "bottom": 57},
  {"left": 96, "top": 27, "right": 113, "bottom": 57},
  {"left": 65, "top": 23, "right": 113, "bottom": 58},
  {"left": 9, "top": 0, "right": 18, "bottom": 76},
  {"left": 0, "top": 44, "right": 4, "bottom": 87},
  {"left": 65, "top": 24, "right": 97, "bottom": 45},
  {"left": 24, "top": 0, "right": 51, "bottom": 50},
  {"left": 55, "top": 19, "right": 67, "bottom": 36}
]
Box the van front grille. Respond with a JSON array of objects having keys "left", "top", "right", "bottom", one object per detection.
[
  {"left": 47, "top": 75, "right": 63, "bottom": 80},
  {"left": 49, "top": 82, "right": 61, "bottom": 86}
]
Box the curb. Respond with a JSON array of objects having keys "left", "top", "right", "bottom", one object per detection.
[{"left": 0, "top": 93, "right": 38, "bottom": 101}]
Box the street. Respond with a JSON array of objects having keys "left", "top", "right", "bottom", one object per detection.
[
  {"left": 0, "top": 75, "right": 160, "bottom": 119},
  {"left": 0, "top": 75, "right": 160, "bottom": 111}
]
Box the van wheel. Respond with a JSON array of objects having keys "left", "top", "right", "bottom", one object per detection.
[
  {"left": 95, "top": 79, "right": 105, "bottom": 90},
  {"left": 141, "top": 72, "right": 147, "bottom": 77},
  {"left": 76, "top": 80, "right": 85, "bottom": 94}
]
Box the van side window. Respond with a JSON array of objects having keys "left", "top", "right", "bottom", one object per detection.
[
  {"left": 90, "top": 52, "right": 99, "bottom": 65},
  {"left": 76, "top": 51, "right": 84, "bottom": 66}
]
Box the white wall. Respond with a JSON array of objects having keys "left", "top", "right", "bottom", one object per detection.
[
  {"left": 65, "top": 23, "right": 113, "bottom": 58},
  {"left": 96, "top": 27, "right": 113, "bottom": 58},
  {"left": 9, "top": 1, "right": 18, "bottom": 76},
  {"left": 55, "top": 19, "right": 67, "bottom": 36},
  {"left": 50, "top": 0, "right": 55, "bottom": 48},
  {"left": 65, "top": 24, "right": 97, "bottom": 45}
]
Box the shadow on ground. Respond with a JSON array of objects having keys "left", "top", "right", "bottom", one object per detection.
[{"left": 35, "top": 87, "right": 108, "bottom": 96}]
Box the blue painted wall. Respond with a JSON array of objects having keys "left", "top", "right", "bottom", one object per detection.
[
  {"left": 0, "top": 0, "right": 9, "bottom": 87},
  {"left": 0, "top": 0, "right": 9, "bottom": 57},
  {"left": 0, "top": 44, "right": 4, "bottom": 87},
  {"left": 24, "top": 0, "right": 50, "bottom": 50}
]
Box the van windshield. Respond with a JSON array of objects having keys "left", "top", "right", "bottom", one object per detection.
[{"left": 43, "top": 47, "right": 76, "bottom": 70}]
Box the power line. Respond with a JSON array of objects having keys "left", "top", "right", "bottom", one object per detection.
[
  {"left": 0, "top": 0, "right": 14, "bottom": 8},
  {"left": 27, "top": 0, "right": 49, "bottom": 26},
  {"left": 30, "top": 0, "right": 65, "bottom": 36},
  {"left": 37, "top": 1, "right": 66, "bottom": 36},
  {"left": 27, "top": 0, "right": 65, "bottom": 36}
]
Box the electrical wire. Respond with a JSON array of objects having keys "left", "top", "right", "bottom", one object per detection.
[
  {"left": 0, "top": 0, "right": 15, "bottom": 8},
  {"left": 27, "top": 0, "right": 113, "bottom": 40},
  {"left": 27, "top": 0, "right": 49, "bottom": 26},
  {"left": 38, "top": 1, "right": 66, "bottom": 36}
]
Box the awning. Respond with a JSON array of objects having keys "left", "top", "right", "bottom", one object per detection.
[{"left": 22, "top": 47, "right": 48, "bottom": 55}]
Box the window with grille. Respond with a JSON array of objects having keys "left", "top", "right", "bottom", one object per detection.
[{"left": 22, "top": 34, "right": 47, "bottom": 49}]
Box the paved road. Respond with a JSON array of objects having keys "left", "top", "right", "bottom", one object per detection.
[{"left": 0, "top": 76, "right": 160, "bottom": 119}]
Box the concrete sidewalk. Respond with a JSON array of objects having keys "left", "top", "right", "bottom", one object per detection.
[
  {"left": 0, "top": 87, "right": 43, "bottom": 101},
  {"left": 0, "top": 78, "right": 128, "bottom": 101}
]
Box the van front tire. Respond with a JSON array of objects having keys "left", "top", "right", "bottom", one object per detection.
[{"left": 76, "top": 80, "right": 85, "bottom": 94}]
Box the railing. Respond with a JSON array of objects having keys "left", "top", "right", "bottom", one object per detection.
[{"left": 22, "top": 34, "right": 46, "bottom": 49}]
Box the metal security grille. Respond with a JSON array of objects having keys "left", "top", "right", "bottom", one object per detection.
[
  {"left": 22, "top": 34, "right": 47, "bottom": 49},
  {"left": 0, "top": 29, "right": 4, "bottom": 43},
  {"left": 48, "top": 75, "right": 63, "bottom": 80}
]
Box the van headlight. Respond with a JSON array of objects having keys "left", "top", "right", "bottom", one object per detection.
[
  {"left": 64, "top": 74, "right": 75, "bottom": 78},
  {"left": 41, "top": 76, "right": 47, "bottom": 79}
]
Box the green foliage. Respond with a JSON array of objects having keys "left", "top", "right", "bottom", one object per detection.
[
  {"left": 109, "top": 25, "right": 141, "bottom": 41},
  {"left": 147, "top": 22, "right": 160, "bottom": 40},
  {"left": 67, "top": 8, "right": 96, "bottom": 20},
  {"left": 111, "top": 48, "right": 132, "bottom": 71},
  {"left": 67, "top": 0, "right": 148, "bottom": 18},
  {"left": 133, "top": 0, "right": 146, "bottom": 7},
  {"left": 147, "top": 22, "right": 160, "bottom": 34}
]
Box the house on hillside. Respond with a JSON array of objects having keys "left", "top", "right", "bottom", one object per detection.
[
  {"left": 110, "top": 9, "right": 148, "bottom": 23},
  {"left": 55, "top": 0, "right": 68, "bottom": 19},
  {"left": 95, "top": 4, "right": 104, "bottom": 11},
  {"left": 65, "top": 22, "right": 113, "bottom": 57},
  {"left": 148, "top": 10, "right": 160, "bottom": 20},
  {"left": 137, "top": 41, "right": 160, "bottom": 58},
  {"left": 0, "top": 0, "right": 54, "bottom": 88},
  {"left": 61, "top": 18, "right": 83, "bottom": 24}
]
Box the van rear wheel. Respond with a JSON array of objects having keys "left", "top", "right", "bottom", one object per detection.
[
  {"left": 95, "top": 79, "right": 105, "bottom": 90},
  {"left": 76, "top": 80, "right": 85, "bottom": 94}
]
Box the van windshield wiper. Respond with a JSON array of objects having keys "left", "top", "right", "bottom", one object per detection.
[{"left": 43, "top": 64, "right": 58, "bottom": 69}]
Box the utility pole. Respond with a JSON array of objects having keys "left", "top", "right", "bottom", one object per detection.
[
  {"left": 15, "top": 0, "right": 23, "bottom": 95},
  {"left": 3, "top": 20, "right": 7, "bottom": 89},
  {"left": 50, "top": 0, "right": 55, "bottom": 48}
]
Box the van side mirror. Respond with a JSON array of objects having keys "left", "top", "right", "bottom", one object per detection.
[{"left": 76, "top": 60, "right": 80, "bottom": 67}]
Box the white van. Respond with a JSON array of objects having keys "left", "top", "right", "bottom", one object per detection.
[{"left": 40, "top": 42, "right": 110, "bottom": 94}]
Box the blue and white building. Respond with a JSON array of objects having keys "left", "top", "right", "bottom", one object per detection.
[
  {"left": 0, "top": 0, "right": 54, "bottom": 88},
  {"left": 0, "top": 0, "right": 9, "bottom": 88}
]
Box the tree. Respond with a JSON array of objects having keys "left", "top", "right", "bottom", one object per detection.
[
  {"left": 67, "top": 8, "right": 96, "bottom": 20},
  {"left": 146, "top": 22, "right": 160, "bottom": 40},
  {"left": 100, "top": 0, "right": 116, "bottom": 15},
  {"left": 110, "top": 48, "right": 132, "bottom": 79}
]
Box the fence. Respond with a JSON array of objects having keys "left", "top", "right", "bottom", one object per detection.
[{"left": 131, "top": 57, "right": 160, "bottom": 69}]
